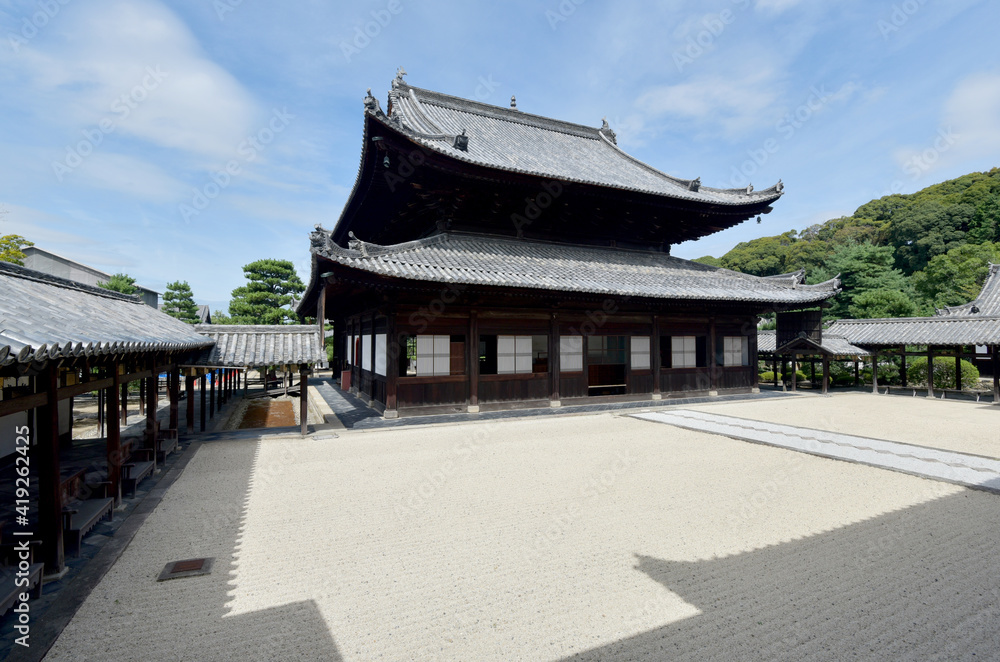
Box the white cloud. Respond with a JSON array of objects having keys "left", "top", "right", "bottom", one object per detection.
[
  {"left": 755, "top": 0, "right": 804, "bottom": 13},
  {"left": 892, "top": 71, "right": 1000, "bottom": 180},
  {"left": 636, "top": 67, "right": 780, "bottom": 137},
  {"left": 5, "top": 0, "right": 259, "bottom": 160}
]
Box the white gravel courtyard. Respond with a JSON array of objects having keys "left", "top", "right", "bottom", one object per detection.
[{"left": 45, "top": 395, "right": 1000, "bottom": 661}]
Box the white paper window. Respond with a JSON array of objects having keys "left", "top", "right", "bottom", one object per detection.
[
  {"left": 672, "top": 336, "right": 696, "bottom": 368},
  {"left": 560, "top": 335, "right": 583, "bottom": 372},
  {"left": 723, "top": 336, "right": 749, "bottom": 367},
  {"left": 347, "top": 335, "right": 353, "bottom": 365},
  {"left": 374, "top": 334, "right": 387, "bottom": 376},
  {"left": 498, "top": 335, "right": 534, "bottom": 374},
  {"left": 362, "top": 335, "right": 372, "bottom": 371},
  {"left": 416, "top": 335, "right": 451, "bottom": 376},
  {"left": 631, "top": 336, "right": 651, "bottom": 370}
]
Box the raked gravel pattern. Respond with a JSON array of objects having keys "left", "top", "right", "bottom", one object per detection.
[{"left": 44, "top": 411, "right": 1000, "bottom": 661}]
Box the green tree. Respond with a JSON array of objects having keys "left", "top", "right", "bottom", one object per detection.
[
  {"left": 211, "top": 310, "right": 238, "bottom": 325},
  {"left": 97, "top": 273, "right": 138, "bottom": 294},
  {"left": 848, "top": 288, "right": 918, "bottom": 319},
  {"left": 162, "top": 280, "right": 200, "bottom": 323},
  {"left": 0, "top": 234, "right": 33, "bottom": 265},
  {"left": 967, "top": 194, "right": 1000, "bottom": 244},
  {"left": 906, "top": 357, "right": 980, "bottom": 391},
  {"left": 812, "top": 243, "right": 913, "bottom": 319},
  {"left": 228, "top": 259, "right": 305, "bottom": 324},
  {"left": 911, "top": 242, "right": 1000, "bottom": 309},
  {"left": 693, "top": 255, "right": 721, "bottom": 267},
  {"left": 719, "top": 231, "right": 797, "bottom": 276}
]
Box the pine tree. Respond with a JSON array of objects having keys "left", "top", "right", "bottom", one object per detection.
[
  {"left": 228, "top": 259, "right": 305, "bottom": 324},
  {"left": 163, "top": 280, "right": 200, "bottom": 323},
  {"left": 0, "top": 234, "right": 33, "bottom": 265},
  {"left": 97, "top": 273, "right": 138, "bottom": 294}
]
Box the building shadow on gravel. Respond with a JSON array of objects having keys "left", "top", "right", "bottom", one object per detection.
[
  {"left": 36, "top": 431, "right": 343, "bottom": 662},
  {"left": 563, "top": 490, "right": 1000, "bottom": 661}
]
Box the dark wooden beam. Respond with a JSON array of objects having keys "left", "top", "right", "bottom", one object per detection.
[
  {"left": 550, "top": 312, "right": 560, "bottom": 403},
  {"left": 186, "top": 375, "right": 195, "bottom": 433},
  {"left": 300, "top": 366, "right": 309, "bottom": 436},
  {"left": 926, "top": 346, "right": 935, "bottom": 398},
  {"left": 39, "top": 366, "right": 64, "bottom": 574},
  {"left": 107, "top": 367, "right": 122, "bottom": 505},
  {"left": 200, "top": 374, "right": 207, "bottom": 432}
]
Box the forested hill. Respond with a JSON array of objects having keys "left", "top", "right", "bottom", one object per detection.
[{"left": 695, "top": 168, "right": 1000, "bottom": 319}]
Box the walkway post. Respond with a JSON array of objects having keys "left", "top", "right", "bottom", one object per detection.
[
  {"left": 993, "top": 345, "right": 999, "bottom": 405},
  {"left": 955, "top": 353, "right": 962, "bottom": 391},
  {"left": 186, "top": 374, "right": 195, "bottom": 433},
  {"left": 107, "top": 366, "right": 122, "bottom": 505},
  {"left": 39, "top": 365, "right": 65, "bottom": 574},
  {"left": 871, "top": 353, "right": 879, "bottom": 394},
  {"left": 790, "top": 356, "right": 797, "bottom": 392},
  {"left": 822, "top": 355, "right": 829, "bottom": 395},
  {"left": 926, "top": 346, "right": 935, "bottom": 398},
  {"left": 300, "top": 366, "right": 309, "bottom": 436},
  {"left": 200, "top": 373, "right": 207, "bottom": 432}
]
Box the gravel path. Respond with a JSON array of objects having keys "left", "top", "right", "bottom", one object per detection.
[{"left": 44, "top": 405, "right": 1000, "bottom": 661}]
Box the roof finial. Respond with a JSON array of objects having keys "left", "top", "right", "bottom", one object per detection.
[
  {"left": 392, "top": 66, "right": 407, "bottom": 89},
  {"left": 363, "top": 88, "right": 381, "bottom": 114},
  {"left": 510, "top": 94, "right": 517, "bottom": 110},
  {"left": 746, "top": 184, "right": 753, "bottom": 194},
  {"left": 600, "top": 116, "right": 617, "bottom": 144}
]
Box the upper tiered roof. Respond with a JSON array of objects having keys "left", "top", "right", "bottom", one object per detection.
[{"left": 329, "top": 69, "right": 785, "bottom": 249}]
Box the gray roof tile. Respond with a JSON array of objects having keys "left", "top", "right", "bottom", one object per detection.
[
  {"left": 0, "top": 262, "right": 212, "bottom": 368},
  {"left": 315, "top": 232, "right": 840, "bottom": 305},
  {"left": 378, "top": 80, "right": 783, "bottom": 207},
  {"left": 192, "top": 325, "right": 326, "bottom": 368},
  {"left": 757, "top": 329, "right": 869, "bottom": 356}
]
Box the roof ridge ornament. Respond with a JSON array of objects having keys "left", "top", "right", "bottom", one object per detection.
[
  {"left": 363, "top": 88, "right": 383, "bottom": 115},
  {"left": 348, "top": 231, "right": 369, "bottom": 257},
  {"left": 510, "top": 94, "right": 518, "bottom": 110},
  {"left": 688, "top": 177, "right": 701, "bottom": 192},
  {"left": 776, "top": 179, "right": 784, "bottom": 193},
  {"left": 392, "top": 66, "right": 407, "bottom": 89},
  {"left": 453, "top": 129, "right": 469, "bottom": 151},
  {"left": 600, "top": 117, "right": 617, "bottom": 145},
  {"left": 746, "top": 184, "right": 753, "bottom": 194}
]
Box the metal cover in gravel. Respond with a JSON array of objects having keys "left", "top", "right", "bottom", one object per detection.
[{"left": 157, "top": 557, "right": 214, "bottom": 581}]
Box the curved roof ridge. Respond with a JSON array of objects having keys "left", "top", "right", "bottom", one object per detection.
[
  {"left": 400, "top": 82, "right": 603, "bottom": 140},
  {"left": 0, "top": 261, "right": 143, "bottom": 303},
  {"left": 935, "top": 261, "right": 1000, "bottom": 317}
]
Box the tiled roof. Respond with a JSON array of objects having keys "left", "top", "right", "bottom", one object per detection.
[
  {"left": 310, "top": 231, "right": 840, "bottom": 305},
  {"left": 936, "top": 263, "right": 1000, "bottom": 317},
  {"left": 192, "top": 325, "right": 326, "bottom": 368},
  {"left": 374, "top": 75, "right": 783, "bottom": 207},
  {"left": 826, "top": 316, "right": 1000, "bottom": 347},
  {"left": 757, "top": 329, "right": 869, "bottom": 357},
  {"left": 827, "top": 263, "right": 1000, "bottom": 347},
  {"left": 0, "top": 262, "right": 212, "bottom": 368}
]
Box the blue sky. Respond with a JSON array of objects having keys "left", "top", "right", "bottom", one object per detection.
[{"left": 1, "top": 0, "right": 997, "bottom": 313}]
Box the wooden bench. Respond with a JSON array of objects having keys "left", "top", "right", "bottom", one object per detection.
[
  {"left": 157, "top": 427, "right": 178, "bottom": 462},
  {"left": 122, "top": 449, "right": 155, "bottom": 498},
  {"left": 62, "top": 483, "right": 114, "bottom": 558}
]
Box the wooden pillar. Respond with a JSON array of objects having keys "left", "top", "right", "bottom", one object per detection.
[
  {"left": 821, "top": 355, "right": 829, "bottom": 395},
  {"left": 709, "top": 317, "right": 717, "bottom": 394},
  {"left": 210, "top": 370, "right": 216, "bottom": 417},
  {"left": 97, "top": 389, "right": 103, "bottom": 440},
  {"left": 651, "top": 316, "right": 661, "bottom": 399},
  {"left": 871, "top": 353, "right": 879, "bottom": 394},
  {"left": 550, "top": 312, "right": 561, "bottom": 404},
  {"left": 39, "top": 366, "right": 64, "bottom": 574},
  {"left": 993, "top": 346, "right": 999, "bottom": 405},
  {"left": 317, "top": 279, "right": 327, "bottom": 368},
  {"left": 772, "top": 356, "right": 778, "bottom": 387},
  {"left": 854, "top": 359, "right": 860, "bottom": 387},
  {"left": 121, "top": 380, "right": 128, "bottom": 425},
  {"left": 955, "top": 352, "right": 962, "bottom": 391},
  {"left": 107, "top": 366, "right": 122, "bottom": 505},
  {"left": 300, "top": 366, "right": 309, "bottom": 436},
  {"left": 810, "top": 359, "right": 816, "bottom": 385},
  {"left": 186, "top": 375, "right": 195, "bottom": 433},
  {"left": 901, "top": 348, "right": 907, "bottom": 388},
  {"left": 791, "top": 356, "right": 797, "bottom": 391},
  {"left": 468, "top": 311, "right": 479, "bottom": 411},
  {"left": 139, "top": 377, "right": 145, "bottom": 416},
  {"left": 146, "top": 373, "right": 157, "bottom": 470},
  {"left": 926, "top": 346, "right": 935, "bottom": 398},
  {"left": 781, "top": 357, "right": 787, "bottom": 387},
  {"left": 385, "top": 312, "right": 398, "bottom": 417},
  {"left": 200, "top": 374, "right": 207, "bottom": 432},
  {"left": 169, "top": 367, "right": 179, "bottom": 431}
]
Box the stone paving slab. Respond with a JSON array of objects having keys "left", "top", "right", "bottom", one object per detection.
[{"left": 633, "top": 409, "right": 1000, "bottom": 493}]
